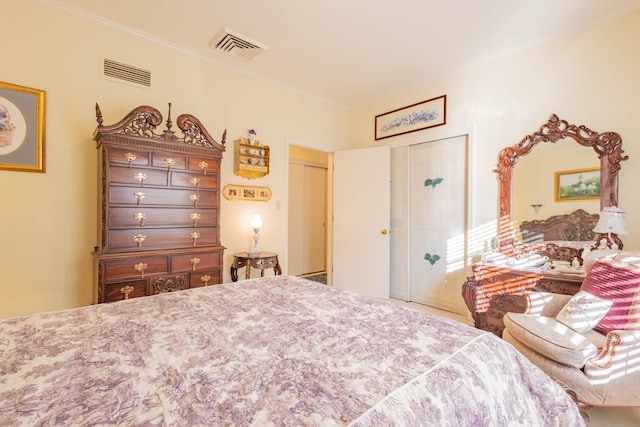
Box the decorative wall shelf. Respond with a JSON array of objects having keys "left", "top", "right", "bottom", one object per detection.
[{"left": 234, "top": 137, "right": 269, "bottom": 179}]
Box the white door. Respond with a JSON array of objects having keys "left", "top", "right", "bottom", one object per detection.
[
  {"left": 288, "top": 163, "right": 305, "bottom": 275},
  {"left": 389, "top": 136, "right": 468, "bottom": 314},
  {"left": 333, "top": 146, "right": 390, "bottom": 298},
  {"left": 304, "top": 165, "right": 327, "bottom": 273},
  {"left": 409, "top": 136, "right": 467, "bottom": 313}
]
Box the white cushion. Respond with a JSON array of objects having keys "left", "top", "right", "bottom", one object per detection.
[
  {"left": 556, "top": 291, "right": 613, "bottom": 333},
  {"left": 503, "top": 312, "right": 601, "bottom": 369},
  {"left": 583, "top": 249, "right": 618, "bottom": 273}
]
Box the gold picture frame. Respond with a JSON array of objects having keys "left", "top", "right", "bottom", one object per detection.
[
  {"left": 375, "top": 95, "right": 446, "bottom": 140},
  {"left": 223, "top": 184, "right": 272, "bottom": 202},
  {"left": 554, "top": 167, "right": 600, "bottom": 202},
  {"left": 0, "top": 81, "right": 46, "bottom": 172}
]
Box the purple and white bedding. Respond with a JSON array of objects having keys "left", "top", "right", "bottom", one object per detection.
[{"left": 0, "top": 275, "right": 584, "bottom": 426}]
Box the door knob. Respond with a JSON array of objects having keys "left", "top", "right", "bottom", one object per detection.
[{"left": 381, "top": 229, "right": 388, "bottom": 235}]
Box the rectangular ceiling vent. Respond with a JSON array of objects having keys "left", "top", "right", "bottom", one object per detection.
[
  {"left": 209, "top": 28, "right": 268, "bottom": 61},
  {"left": 102, "top": 58, "right": 151, "bottom": 88}
]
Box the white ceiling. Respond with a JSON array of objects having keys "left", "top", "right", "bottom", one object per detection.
[{"left": 41, "top": 0, "right": 640, "bottom": 109}]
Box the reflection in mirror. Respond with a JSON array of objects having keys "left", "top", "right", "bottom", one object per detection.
[
  {"left": 496, "top": 114, "right": 628, "bottom": 256},
  {"left": 512, "top": 142, "right": 599, "bottom": 227}
]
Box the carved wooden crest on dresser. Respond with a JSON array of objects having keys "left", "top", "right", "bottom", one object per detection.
[{"left": 92, "top": 104, "right": 226, "bottom": 303}]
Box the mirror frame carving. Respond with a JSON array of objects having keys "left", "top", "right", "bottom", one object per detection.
[{"left": 496, "top": 114, "right": 628, "bottom": 253}]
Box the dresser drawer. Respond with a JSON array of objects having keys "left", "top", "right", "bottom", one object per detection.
[
  {"left": 109, "top": 186, "right": 218, "bottom": 207},
  {"left": 108, "top": 147, "right": 150, "bottom": 167},
  {"left": 171, "top": 252, "right": 221, "bottom": 272},
  {"left": 109, "top": 206, "right": 217, "bottom": 228},
  {"left": 105, "top": 255, "right": 169, "bottom": 280},
  {"left": 151, "top": 152, "right": 186, "bottom": 170},
  {"left": 108, "top": 165, "right": 168, "bottom": 187},
  {"left": 187, "top": 156, "right": 219, "bottom": 175},
  {"left": 170, "top": 170, "right": 218, "bottom": 189},
  {"left": 105, "top": 279, "right": 147, "bottom": 302},
  {"left": 190, "top": 269, "right": 222, "bottom": 287},
  {"left": 108, "top": 227, "right": 219, "bottom": 251}
]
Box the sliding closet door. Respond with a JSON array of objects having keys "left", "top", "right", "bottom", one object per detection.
[
  {"left": 409, "top": 136, "right": 467, "bottom": 313},
  {"left": 390, "top": 146, "right": 410, "bottom": 301}
]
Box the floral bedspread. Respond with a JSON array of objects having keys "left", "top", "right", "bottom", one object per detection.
[{"left": 0, "top": 276, "right": 584, "bottom": 426}]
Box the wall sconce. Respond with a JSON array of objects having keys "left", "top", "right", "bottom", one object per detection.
[
  {"left": 593, "top": 206, "right": 628, "bottom": 250},
  {"left": 249, "top": 214, "right": 263, "bottom": 255},
  {"left": 530, "top": 204, "right": 543, "bottom": 215}
]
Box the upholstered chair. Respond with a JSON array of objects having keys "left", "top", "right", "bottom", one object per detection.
[{"left": 502, "top": 255, "right": 640, "bottom": 409}]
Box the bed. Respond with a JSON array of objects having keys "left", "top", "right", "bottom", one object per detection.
[
  {"left": 518, "top": 209, "right": 599, "bottom": 265},
  {"left": 0, "top": 276, "right": 585, "bottom": 426}
]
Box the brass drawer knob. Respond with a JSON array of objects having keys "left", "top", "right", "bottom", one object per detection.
[
  {"left": 190, "top": 194, "right": 200, "bottom": 207},
  {"left": 133, "top": 192, "right": 146, "bottom": 205},
  {"left": 134, "top": 262, "right": 148, "bottom": 278},
  {"left": 200, "top": 274, "right": 211, "bottom": 286},
  {"left": 134, "top": 172, "right": 147, "bottom": 187},
  {"left": 123, "top": 152, "right": 136, "bottom": 167},
  {"left": 165, "top": 158, "right": 176, "bottom": 171},
  {"left": 190, "top": 177, "right": 200, "bottom": 190},
  {"left": 198, "top": 161, "right": 208, "bottom": 175},
  {"left": 120, "top": 285, "right": 135, "bottom": 299},
  {"left": 191, "top": 257, "right": 201, "bottom": 271},
  {"left": 134, "top": 212, "right": 146, "bottom": 227},
  {"left": 190, "top": 212, "right": 201, "bottom": 227},
  {"left": 190, "top": 232, "right": 200, "bottom": 247},
  {"left": 133, "top": 234, "right": 146, "bottom": 247}
]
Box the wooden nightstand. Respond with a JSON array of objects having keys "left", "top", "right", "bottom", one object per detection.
[{"left": 230, "top": 252, "right": 282, "bottom": 282}]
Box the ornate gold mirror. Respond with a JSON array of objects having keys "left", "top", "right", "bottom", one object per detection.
[{"left": 496, "top": 114, "right": 628, "bottom": 254}]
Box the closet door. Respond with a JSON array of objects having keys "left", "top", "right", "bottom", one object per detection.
[
  {"left": 390, "top": 146, "right": 410, "bottom": 301},
  {"left": 288, "top": 163, "right": 305, "bottom": 275},
  {"left": 409, "top": 136, "right": 467, "bottom": 313},
  {"left": 303, "top": 165, "right": 327, "bottom": 273},
  {"left": 288, "top": 163, "right": 326, "bottom": 276}
]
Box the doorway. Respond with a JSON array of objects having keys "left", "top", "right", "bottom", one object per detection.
[{"left": 288, "top": 146, "right": 329, "bottom": 280}]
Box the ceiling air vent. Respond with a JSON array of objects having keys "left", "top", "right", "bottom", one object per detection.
[
  {"left": 209, "top": 28, "right": 268, "bottom": 61},
  {"left": 102, "top": 58, "right": 151, "bottom": 88}
]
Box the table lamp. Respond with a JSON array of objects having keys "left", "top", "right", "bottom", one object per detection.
[
  {"left": 592, "top": 206, "right": 627, "bottom": 250},
  {"left": 249, "top": 214, "right": 263, "bottom": 255}
]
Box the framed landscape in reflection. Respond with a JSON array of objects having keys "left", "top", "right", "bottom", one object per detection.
[{"left": 555, "top": 167, "right": 600, "bottom": 202}]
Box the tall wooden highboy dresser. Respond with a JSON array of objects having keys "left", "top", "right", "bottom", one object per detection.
[{"left": 92, "top": 104, "right": 226, "bottom": 303}]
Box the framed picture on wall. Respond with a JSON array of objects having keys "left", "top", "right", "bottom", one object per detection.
[
  {"left": 555, "top": 167, "right": 600, "bottom": 202},
  {"left": 374, "top": 95, "right": 446, "bottom": 140},
  {"left": 0, "top": 81, "right": 46, "bottom": 172},
  {"left": 223, "top": 184, "right": 272, "bottom": 202}
]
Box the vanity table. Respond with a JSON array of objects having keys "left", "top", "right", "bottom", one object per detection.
[
  {"left": 463, "top": 114, "right": 628, "bottom": 337},
  {"left": 462, "top": 262, "right": 584, "bottom": 336}
]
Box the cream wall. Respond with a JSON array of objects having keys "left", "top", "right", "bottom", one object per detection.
[
  {"left": 350, "top": 11, "right": 640, "bottom": 254},
  {"left": 0, "top": 0, "right": 348, "bottom": 318},
  {"left": 3, "top": 2, "right": 640, "bottom": 319}
]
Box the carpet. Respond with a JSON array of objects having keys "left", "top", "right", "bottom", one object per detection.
[{"left": 302, "top": 273, "right": 327, "bottom": 284}]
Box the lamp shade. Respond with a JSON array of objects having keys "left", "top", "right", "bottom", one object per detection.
[
  {"left": 593, "top": 206, "right": 628, "bottom": 235},
  {"left": 251, "top": 214, "right": 263, "bottom": 229}
]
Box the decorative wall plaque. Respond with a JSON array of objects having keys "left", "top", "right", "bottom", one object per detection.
[{"left": 223, "top": 184, "right": 272, "bottom": 202}]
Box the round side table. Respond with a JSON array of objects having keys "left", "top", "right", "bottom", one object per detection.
[{"left": 230, "top": 252, "right": 282, "bottom": 282}]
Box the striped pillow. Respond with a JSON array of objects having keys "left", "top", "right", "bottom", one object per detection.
[{"left": 579, "top": 259, "right": 640, "bottom": 334}]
